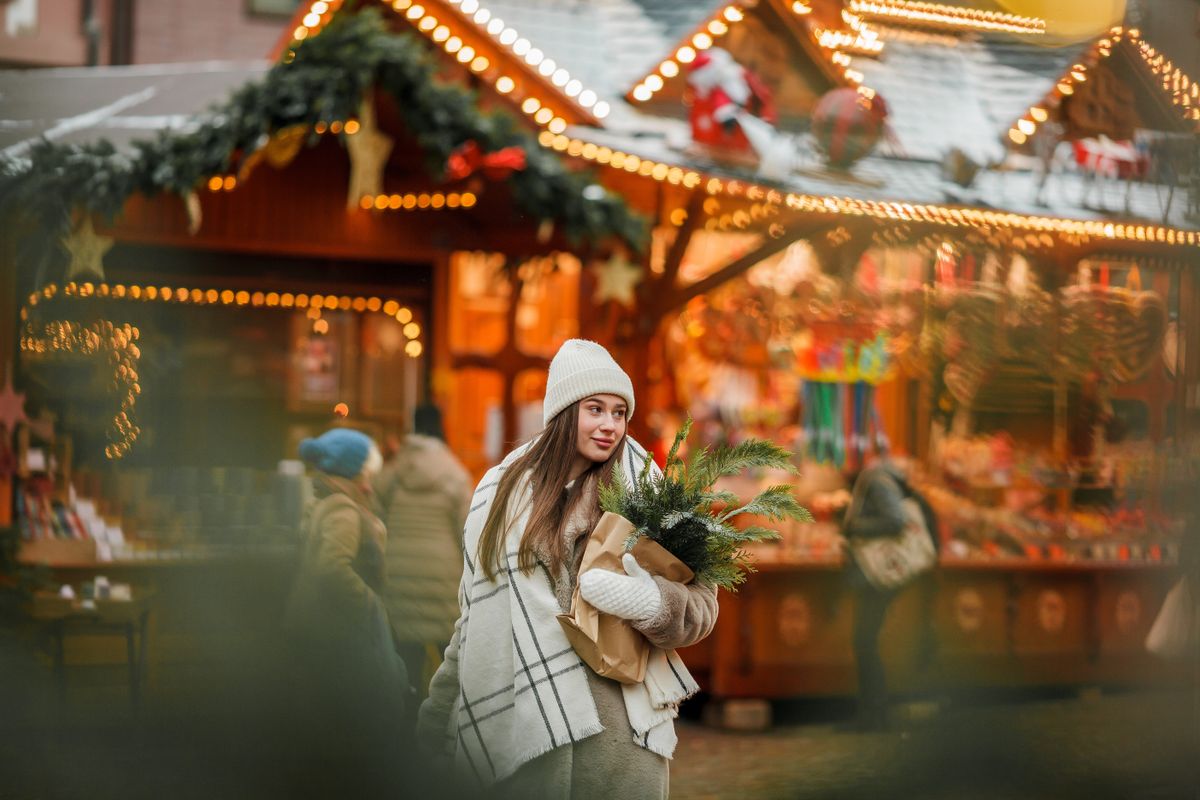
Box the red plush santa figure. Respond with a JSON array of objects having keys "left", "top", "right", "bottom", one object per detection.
[{"left": 687, "top": 48, "right": 777, "bottom": 157}]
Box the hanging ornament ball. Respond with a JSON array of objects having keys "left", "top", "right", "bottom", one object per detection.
[{"left": 810, "top": 89, "right": 888, "bottom": 169}]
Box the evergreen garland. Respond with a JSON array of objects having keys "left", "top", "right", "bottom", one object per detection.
[
  {"left": 600, "top": 417, "right": 812, "bottom": 590},
  {"left": 0, "top": 9, "right": 646, "bottom": 290}
]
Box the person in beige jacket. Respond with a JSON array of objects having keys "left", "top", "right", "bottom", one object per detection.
[
  {"left": 284, "top": 427, "right": 408, "bottom": 792},
  {"left": 373, "top": 404, "right": 473, "bottom": 693}
]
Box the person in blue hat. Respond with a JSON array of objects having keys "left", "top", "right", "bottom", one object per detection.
[{"left": 284, "top": 427, "right": 408, "bottom": 791}]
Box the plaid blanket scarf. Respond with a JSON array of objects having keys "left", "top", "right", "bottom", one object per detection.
[{"left": 438, "top": 436, "right": 696, "bottom": 785}]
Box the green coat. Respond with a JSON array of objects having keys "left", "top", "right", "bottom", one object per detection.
[
  {"left": 373, "top": 435, "right": 472, "bottom": 645},
  {"left": 285, "top": 474, "right": 407, "bottom": 755}
]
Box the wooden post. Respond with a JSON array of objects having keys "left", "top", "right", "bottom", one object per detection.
[{"left": 0, "top": 227, "right": 18, "bottom": 527}]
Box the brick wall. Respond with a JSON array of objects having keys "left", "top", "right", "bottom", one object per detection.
[
  {"left": 0, "top": 0, "right": 114, "bottom": 68},
  {"left": 133, "top": 0, "right": 292, "bottom": 63}
]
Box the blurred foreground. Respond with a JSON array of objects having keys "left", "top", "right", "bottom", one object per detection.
[{"left": 2, "top": 612, "right": 1196, "bottom": 800}]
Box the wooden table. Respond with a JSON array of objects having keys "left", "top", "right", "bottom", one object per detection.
[
  {"left": 678, "top": 555, "right": 1181, "bottom": 700},
  {"left": 27, "top": 590, "right": 155, "bottom": 707}
]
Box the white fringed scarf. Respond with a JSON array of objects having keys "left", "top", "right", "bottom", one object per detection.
[{"left": 444, "top": 436, "right": 697, "bottom": 785}]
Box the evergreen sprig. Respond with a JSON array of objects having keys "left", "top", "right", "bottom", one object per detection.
[
  {"left": 601, "top": 418, "right": 812, "bottom": 591},
  {"left": 0, "top": 8, "right": 646, "bottom": 291}
]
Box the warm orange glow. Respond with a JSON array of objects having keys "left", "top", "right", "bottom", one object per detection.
[{"left": 333, "top": 402, "right": 349, "bottom": 416}]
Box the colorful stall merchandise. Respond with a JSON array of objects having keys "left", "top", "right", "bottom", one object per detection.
[{"left": 667, "top": 243, "right": 1185, "bottom": 700}]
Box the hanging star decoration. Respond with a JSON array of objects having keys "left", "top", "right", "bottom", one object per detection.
[
  {"left": 63, "top": 216, "right": 112, "bottom": 282},
  {"left": 264, "top": 124, "right": 307, "bottom": 169},
  {"left": 0, "top": 365, "right": 28, "bottom": 437},
  {"left": 345, "top": 97, "right": 394, "bottom": 209},
  {"left": 184, "top": 191, "right": 202, "bottom": 235},
  {"left": 592, "top": 252, "right": 644, "bottom": 308}
]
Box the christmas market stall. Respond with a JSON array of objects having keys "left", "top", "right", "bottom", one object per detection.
[
  {"left": 0, "top": 7, "right": 643, "bottom": 669},
  {"left": 370, "top": 0, "right": 1200, "bottom": 699}
]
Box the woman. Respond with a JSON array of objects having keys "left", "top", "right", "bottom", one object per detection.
[
  {"left": 285, "top": 428, "right": 408, "bottom": 787},
  {"left": 842, "top": 458, "right": 939, "bottom": 731},
  {"left": 418, "top": 339, "right": 718, "bottom": 799}
]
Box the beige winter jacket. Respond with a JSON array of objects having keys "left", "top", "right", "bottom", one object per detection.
[{"left": 373, "top": 435, "right": 473, "bottom": 645}]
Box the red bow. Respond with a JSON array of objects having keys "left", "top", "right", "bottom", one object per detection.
[{"left": 445, "top": 141, "right": 527, "bottom": 182}]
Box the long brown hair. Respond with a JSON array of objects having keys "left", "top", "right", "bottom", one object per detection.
[{"left": 476, "top": 401, "right": 625, "bottom": 582}]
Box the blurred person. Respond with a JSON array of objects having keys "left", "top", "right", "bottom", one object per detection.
[
  {"left": 1146, "top": 473, "right": 1200, "bottom": 664},
  {"left": 418, "top": 339, "right": 717, "bottom": 798},
  {"left": 841, "top": 456, "right": 940, "bottom": 731},
  {"left": 284, "top": 428, "right": 409, "bottom": 792},
  {"left": 373, "top": 403, "right": 472, "bottom": 695}
]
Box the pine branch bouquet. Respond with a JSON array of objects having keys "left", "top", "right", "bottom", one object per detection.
[
  {"left": 558, "top": 418, "right": 810, "bottom": 684},
  {"left": 599, "top": 417, "right": 813, "bottom": 591}
]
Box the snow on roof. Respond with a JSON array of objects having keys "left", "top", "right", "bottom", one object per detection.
[
  {"left": 0, "top": 61, "right": 269, "bottom": 158},
  {"left": 852, "top": 29, "right": 1088, "bottom": 163},
  {"left": 566, "top": 117, "right": 1198, "bottom": 231}
]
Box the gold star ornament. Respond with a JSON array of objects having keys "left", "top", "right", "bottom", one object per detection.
[
  {"left": 345, "top": 97, "right": 394, "bottom": 209},
  {"left": 64, "top": 217, "right": 112, "bottom": 281},
  {"left": 0, "top": 364, "right": 27, "bottom": 435},
  {"left": 592, "top": 253, "right": 643, "bottom": 308}
]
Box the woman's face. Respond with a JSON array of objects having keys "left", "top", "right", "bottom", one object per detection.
[{"left": 574, "top": 394, "right": 628, "bottom": 468}]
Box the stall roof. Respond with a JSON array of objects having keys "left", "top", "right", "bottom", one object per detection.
[
  {"left": 854, "top": 30, "right": 1090, "bottom": 163},
  {"left": 570, "top": 118, "right": 1198, "bottom": 231},
  {"left": 452, "top": 0, "right": 1195, "bottom": 234},
  {"left": 467, "top": 0, "right": 744, "bottom": 119},
  {"left": 0, "top": 61, "right": 269, "bottom": 160}
]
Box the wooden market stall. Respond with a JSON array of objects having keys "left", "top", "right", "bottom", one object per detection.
[
  {"left": 3, "top": 0, "right": 1199, "bottom": 700},
  {"left": 0, "top": 6, "right": 642, "bottom": 671},
  {"left": 363, "top": 0, "right": 1200, "bottom": 698}
]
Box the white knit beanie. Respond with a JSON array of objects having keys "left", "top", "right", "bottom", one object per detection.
[{"left": 542, "top": 339, "right": 635, "bottom": 425}]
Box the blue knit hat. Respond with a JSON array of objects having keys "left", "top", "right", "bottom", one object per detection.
[{"left": 299, "top": 428, "right": 376, "bottom": 478}]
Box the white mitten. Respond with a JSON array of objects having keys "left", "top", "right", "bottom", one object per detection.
[{"left": 579, "top": 553, "right": 663, "bottom": 621}]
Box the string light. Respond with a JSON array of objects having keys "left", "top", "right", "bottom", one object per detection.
[
  {"left": 847, "top": 0, "right": 1045, "bottom": 34},
  {"left": 814, "top": 9, "right": 884, "bottom": 58},
  {"left": 536, "top": 133, "right": 1199, "bottom": 246},
  {"left": 1134, "top": 38, "right": 1200, "bottom": 120},
  {"left": 794, "top": 4, "right": 883, "bottom": 92},
  {"left": 1008, "top": 28, "right": 1199, "bottom": 152},
  {"left": 289, "top": 0, "right": 345, "bottom": 44},
  {"left": 20, "top": 319, "right": 141, "bottom": 459},
  {"left": 207, "top": 175, "right": 237, "bottom": 192},
  {"left": 628, "top": 1, "right": 880, "bottom": 103},
  {"left": 627, "top": 4, "right": 742, "bottom": 105},
  {"left": 358, "top": 191, "right": 477, "bottom": 211},
  {"left": 378, "top": 0, "right": 605, "bottom": 126},
  {"left": 18, "top": 287, "right": 426, "bottom": 450}
]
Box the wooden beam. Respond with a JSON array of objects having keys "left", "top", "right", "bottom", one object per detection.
[
  {"left": 655, "top": 221, "right": 835, "bottom": 315},
  {"left": 762, "top": 0, "right": 844, "bottom": 91},
  {"left": 660, "top": 189, "right": 706, "bottom": 291}
]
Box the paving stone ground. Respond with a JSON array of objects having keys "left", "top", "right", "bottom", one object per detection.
[
  {"left": 2, "top": 623, "right": 1197, "bottom": 799},
  {"left": 670, "top": 690, "right": 1200, "bottom": 800}
]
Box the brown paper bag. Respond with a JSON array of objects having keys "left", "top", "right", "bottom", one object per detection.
[{"left": 556, "top": 511, "right": 694, "bottom": 685}]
